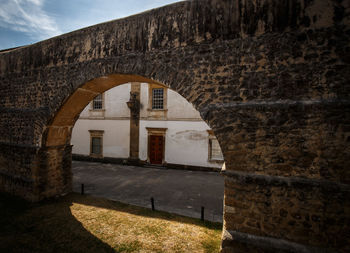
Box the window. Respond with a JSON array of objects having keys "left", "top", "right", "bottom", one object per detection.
[
  {"left": 92, "top": 94, "right": 103, "bottom": 110},
  {"left": 152, "top": 88, "right": 164, "bottom": 109},
  {"left": 91, "top": 137, "right": 102, "bottom": 155},
  {"left": 208, "top": 131, "right": 224, "bottom": 162},
  {"left": 147, "top": 84, "right": 168, "bottom": 119},
  {"left": 89, "top": 130, "right": 104, "bottom": 157}
]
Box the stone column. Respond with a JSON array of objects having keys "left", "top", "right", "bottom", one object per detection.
[
  {"left": 34, "top": 144, "right": 73, "bottom": 200},
  {"left": 127, "top": 82, "right": 141, "bottom": 163}
]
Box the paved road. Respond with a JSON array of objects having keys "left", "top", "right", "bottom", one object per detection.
[{"left": 72, "top": 161, "right": 224, "bottom": 222}]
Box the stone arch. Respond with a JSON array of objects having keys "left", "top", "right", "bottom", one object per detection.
[
  {"left": 0, "top": 0, "right": 349, "bottom": 252},
  {"left": 39, "top": 72, "right": 224, "bottom": 200}
]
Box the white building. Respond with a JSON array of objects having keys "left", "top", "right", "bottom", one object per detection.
[{"left": 71, "top": 82, "right": 224, "bottom": 171}]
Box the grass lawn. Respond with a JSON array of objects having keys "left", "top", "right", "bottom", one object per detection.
[{"left": 0, "top": 193, "right": 222, "bottom": 252}]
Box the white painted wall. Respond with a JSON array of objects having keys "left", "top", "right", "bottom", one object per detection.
[
  {"left": 79, "top": 83, "right": 131, "bottom": 118},
  {"left": 139, "top": 83, "right": 149, "bottom": 118},
  {"left": 71, "top": 82, "right": 224, "bottom": 169},
  {"left": 139, "top": 83, "right": 201, "bottom": 120},
  {"left": 71, "top": 119, "right": 130, "bottom": 158},
  {"left": 105, "top": 83, "right": 130, "bottom": 118},
  {"left": 139, "top": 120, "right": 222, "bottom": 169},
  {"left": 167, "top": 89, "right": 201, "bottom": 119}
]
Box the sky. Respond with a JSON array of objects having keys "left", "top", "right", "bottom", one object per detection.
[{"left": 0, "top": 0, "right": 183, "bottom": 50}]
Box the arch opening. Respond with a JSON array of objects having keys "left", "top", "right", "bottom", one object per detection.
[{"left": 38, "top": 73, "right": 226, "bottom": 223}]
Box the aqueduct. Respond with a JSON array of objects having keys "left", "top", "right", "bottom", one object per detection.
[{"left": 0, "top": 0, "right": 349, "bottom": 252}]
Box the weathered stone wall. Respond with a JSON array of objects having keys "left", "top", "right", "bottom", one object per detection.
[
  {"left": 0, "top": 0, "right": 349, "bottom": 252},
  {"left": 0, "top": 143, "right": 37, "bottom": 201}
]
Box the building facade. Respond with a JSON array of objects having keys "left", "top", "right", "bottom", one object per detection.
[{"left": 71, "top": 82, "right": 224, "bottom": 170}]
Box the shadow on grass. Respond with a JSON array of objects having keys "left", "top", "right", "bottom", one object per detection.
[
  {"left": 0, "top": 192, "right": 222, "bottom": 253},
  {"left": 72, "top": 192, "right": 223, "bottom": 230},
  {"left": 0, "top": 193, "right": 115, "bottom": 253}
]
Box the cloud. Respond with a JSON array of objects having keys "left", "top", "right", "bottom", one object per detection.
[{"left": 0, "top": 0, "right": 61, "bottom": 40}]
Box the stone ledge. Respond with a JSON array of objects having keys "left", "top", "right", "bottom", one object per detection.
[
  {"left": 202, "top": 98, "right": 350, "bottom": 111},
  {"left": 164, "top": 162, "right": 220, "bottom": 172},
  {"left": 73, "top": 154, "right": 136, "bottom": 166},
  {"left": 221, "top": 169, "right": 350, "bottom": 192},
  {"left": 200, "top": 98, "right": 350, "bottom": 121},
  {"left": 72, "top": 154, "right": 220, "bottom": 172},
  {"left": 222, "top": 229, "right": 336, "bottom": 253}
]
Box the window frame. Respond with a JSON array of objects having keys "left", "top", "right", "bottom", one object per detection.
[
  {"left": 91, "top": 93, "right": 104, "bottom": 111},
  {"left": 89, "top": 130, "right": 104, "bottom": 158},
  {"left": 151, "top": 88, "right": 164, "bottom": 110},
  {"left": 147, "top": 84, "right": 168, "bottom": 114}
]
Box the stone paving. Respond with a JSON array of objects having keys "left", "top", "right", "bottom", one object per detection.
[{"left": 72, "top": 161, "right": 224, "bottom": 222}]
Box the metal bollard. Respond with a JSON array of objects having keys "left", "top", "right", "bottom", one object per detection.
[
  {"left": 201, "top": 206, "right": 204, "bottom": 221},
  {"left": 151, "top": 197, "right": 155, "bottom": 211},
  {"left": 81, "top": 183, "right": 84, "bottom": 195}
]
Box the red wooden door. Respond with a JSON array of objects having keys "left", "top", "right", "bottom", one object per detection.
[{"left": 149, "top": 135, "right": 163, "bottom": 164}]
